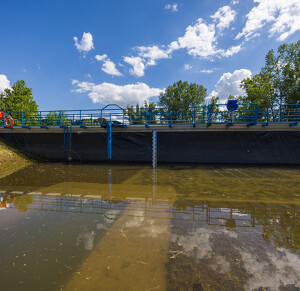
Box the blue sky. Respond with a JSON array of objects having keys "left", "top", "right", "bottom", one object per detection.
[{"left": 0, "top": 0, "right": 299, "bottom": 110}]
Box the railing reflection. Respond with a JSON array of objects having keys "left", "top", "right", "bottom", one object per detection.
[{"left": 1, "top": 191, "right": 299, "bottom": 250}]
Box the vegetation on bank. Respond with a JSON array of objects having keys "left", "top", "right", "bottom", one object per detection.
[{"left": 0, "top": 143, "right": 34, "bottom": 178}]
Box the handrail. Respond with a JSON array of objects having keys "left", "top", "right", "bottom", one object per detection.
[{"left": 1, "top": 103, "right": 300, "bottom": 127}]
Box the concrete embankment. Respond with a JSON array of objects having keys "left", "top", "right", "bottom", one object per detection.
[{"left": 0, "top": 143, "right": 34, "bottom": 178}]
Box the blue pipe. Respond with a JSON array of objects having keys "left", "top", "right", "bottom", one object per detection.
[{"left": 107, "top": 121, "right": 112, "bottom": 159}]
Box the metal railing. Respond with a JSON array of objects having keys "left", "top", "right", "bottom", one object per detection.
[{"left": 1, "top": 103, "right": 299, "bottom": 128}]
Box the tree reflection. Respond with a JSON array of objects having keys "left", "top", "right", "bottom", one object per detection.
[
  {"left": 13, "top": 194, "right": 33, "bottom": 212},
  {"left": 173, "top": 200, "right": 300, "bottom": 251},
  {"left": 254, "top": 205, "right": 300, "bottom": 252}
]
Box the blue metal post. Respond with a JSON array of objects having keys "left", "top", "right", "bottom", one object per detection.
[
  {"left": 63, "top": 127, "right": 66, "bottom": 153},
  {"left": 296, "top": 105, "right": 298, "bottom": 124},
  {"left": 60, "top": 111, "right": 62, "bottom": 126},
  {"left": 69, "top": 126, "right": 72, "bottom": 161},
  {"left": 193, "top": 106, "right": 196, "bottom": 127},
  {"left": 21, "top": 112, "right": 23, "bottom": 127},
  {"left": 254, "top": 104, "right": 257, "bottom": 124},
  {"left": 107, "top": 121, "right": 112, "bottom": 159},
  {"left": 280, "top": 104, "right": 282, "bottom": 122},
  {"left": 79, "top": 110, "right": 82, "bottom": 126}
]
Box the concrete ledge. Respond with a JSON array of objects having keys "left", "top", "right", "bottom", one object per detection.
[{"left": 0, "top": 123, "right": 299, "bottom": 133}]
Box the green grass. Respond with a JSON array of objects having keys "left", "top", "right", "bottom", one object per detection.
[{"left": 0, "top": 142, "right": 34, "bottom": 178}]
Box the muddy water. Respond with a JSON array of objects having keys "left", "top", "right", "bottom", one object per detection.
[{"left": 0, "top": 164, "right": 299, "bottom": 291}]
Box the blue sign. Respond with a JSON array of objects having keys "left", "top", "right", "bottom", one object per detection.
[{"left": 227, "top": 100, "right": 238, "bottom": 111}]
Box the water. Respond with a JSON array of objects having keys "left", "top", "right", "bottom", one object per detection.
[{"left": 0, "top": 163, "right": 299, "bottom": 291}]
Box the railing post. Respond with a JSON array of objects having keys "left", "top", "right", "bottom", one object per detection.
[
  {"left": 68, "top": 126, "right": 72, "bottom": 161},
  {"left": 107, "top": 121, "right": 112, "bottom": 159},
  {"left": 21, "top": 112, "right": 24, "bottom": 126},
  {"left": 39, "top": 112, "right": 42, "bottom": 126},
  {"left": 253, "top": 104, "right": 257, "bottom": 124},
  {"left": 193, "top": 106, "right": 196, "bottom": 126},
  {"left": 91, "top": 114, "right": 93, "bottom": 126},
  {"left": 169, "top": 109, "right": 172, "bottom": 128},
  {"left": 296, "top": 105, "right": 298, "bottom": 124},
  {"left": 145, "top": 107, "right": 148, "bottom": 127},
  {"left": 267, "top": 105, "right": 269, "bottom": 124},
  {"left": 79, "top": 110, "right": 82, "bottom": 126},
  {"left": 100, "top": 109, "right": 103, "bottom": 126},
  {"left": 280, "top": 104, "right": 282, "bottom": 122},
  {"left": 207, "top": 104, "right": 212, "bottom": 125},
  {"left": 60, "top": 111, "right": 62, "bottom": 126}
]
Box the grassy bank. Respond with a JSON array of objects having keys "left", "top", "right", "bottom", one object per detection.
[{"left": 0, "top": 143, "right": 34, "bottom": 179}]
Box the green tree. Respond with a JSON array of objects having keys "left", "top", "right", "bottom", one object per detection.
[
  {"left": 43, "top": 111, "right": 70, "bottom": 126},
  {"left": 158, "top": 80, "right": 207, "bottom": 122},
  {"left": 0, "top": 80, "right": 38, "bottom": 112},
  {"left": 241, "top": 72, "right": 276, "bottom": 105},
  {"left": 241, "top": 40, "right": 300, "bottom": 106},
  {"left": 0, "top": 80, "right": 39, "bottom": 126},
  {"left": 159, "top": 80, "right": 207, "bottom": 108},
  {"left": 126, "top": 101, "right": 158, "bottom": 124}
]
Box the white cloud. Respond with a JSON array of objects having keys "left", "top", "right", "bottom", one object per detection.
[
  {"left": 169, "top": 12, "right": 239, "bottom": 59},
  {"left": 137, "top": 45, "right": 171, "bottom": 66},
  {"left": 101, "top": 60, "right": 123, "bottom": 76},
  {"left": 122, "top": 6, "right": 241, "bottom": 77},
  {"left": 95, "top": 54, "right": 108, "bottom": 61},
  {"left": 123, "top": 56, "right": 146, "bottom": 77},
  {"left": 200, "top": 69, "right": 213, "bottom": 74},
  {"left": 211, "top": 6, "right": 237, "bottom": 31},
  {"left": 171, "top": 19, "right": 219, "bottom": 59},
  {"left": 231, "top": 0, "right": 239, "bottom": 4},
  {"left": 236, "top": 0, "right": 300, "bottom": 41},
  {"left": 123, "top": 46, "right": 171, "bottom": 77},
  {"left": 72, "top": 80, "right": 162, "bottom": 106},
  {"left": 164, "top": 3, "right": 178, "bottom": 12},
  {"left": 95, "top": 54, "right": 122, "bottom": 76},
  {"left": 221, "top": 44, "right": 242, "bottom": 57},
  {"left": 73, "top": 32, "right": 94, "bottom": 52},
  {"left": 0, "top": 74, "right": 11, "bottom": 94},
  {"left": 184, "top": 64, "right": 192, "bottom": 70},
  {"left": 209, "top": 69, "right": 252, "bottom": 102}
]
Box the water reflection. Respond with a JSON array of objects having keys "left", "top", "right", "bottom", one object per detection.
[{"left": 0, "top": 164, "right": 299, "bottom": 290}]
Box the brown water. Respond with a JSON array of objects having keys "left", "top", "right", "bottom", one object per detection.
[{"left": 0, "top": 163, "right": 299, "bottom": 291}]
